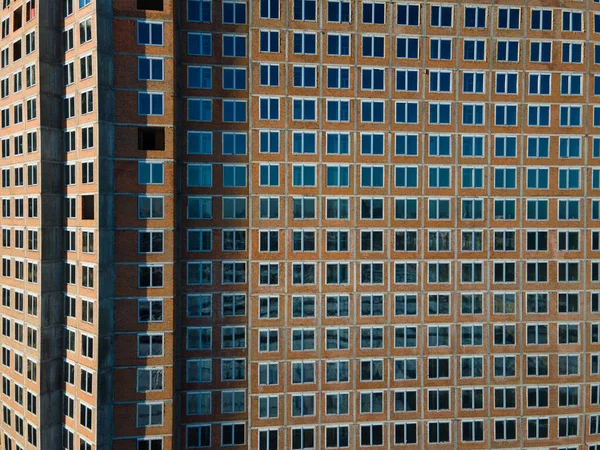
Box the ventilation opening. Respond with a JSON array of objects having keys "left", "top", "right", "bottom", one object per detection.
[{"left": 138, "top": 127, "right": 165, "bottom": 151}]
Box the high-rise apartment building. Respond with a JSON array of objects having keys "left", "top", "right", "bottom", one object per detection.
[{"left": 5, "top": 0, "right": 600, "bottom": 449}]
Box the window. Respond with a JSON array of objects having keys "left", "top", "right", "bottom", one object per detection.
[
  {"left": 465, "top": 6, "right": 486, "bottom": 28},
  {"left": 290, "top": 296, "right": 315, "bottom": 319},
  {"left": 531, "top": 8, "right": 552, "bottom": 30},
  {"left": 259, "top": 64, "right": 279, "bottom": 88},
  {"left": 464, "top": 39, "right": 485, "bottom": 61},
  {"left": 430, "top": 38, "right": 452, "bottom": 60},
  {"left": 428, "top": 167, "right": 451, "bottom": 188},
  {"left": 461, "top": 136, "right": 484, "bottom": 157},
  {"left": 428, "top": 198, "right": 450, "bottom": 220},
  {"left": 558, "top": 324, "right": 579, "bottom": 344},
  {"left": 397, "top": 3, "right": 419, "bottom": 25},
  {"left": 361, "top": 198, "right": 384, "bottom": 219},
  {"left": 260, "top": 0, "right": 279, "bottom": 18},
  {"left": 138, "top": 334, "right": 163, "bottom": 358},
  {"left": 560, "top": 105, "right": 581, "bottom": 126},
  {"left": 498, "top": 7, "right": 520, "bottom": 29},
  {"left": 361, "top": 165, "right": 384, "bottom": 187},
  {"left": 188, "top": 0, "right": 211, "bottom": 22},
  {"left": 138, "top": 92, "right": 163, "bottom": 116},
  {"left": 328, "top": 0, "right": 350, "bottom": 23},
  {"left": 293, "top": 98, "right": 316, "bottom": 121},
  {"left": 429, "top": 136, "right": 451, "bottom": 157},
  {"left": 294, "top": 66, "right": 316, "bottom": 89},
  {"left": 557, "top": 137, "right": 580, "bottom": 159},
  {"left": 79, "top": 18, "right": 92, "bottom": 44},
  {"left": 429, "top": 70, "right": 451, "bottom": 93},
  {"left": 396, "top": 37, "right": 419, "bottom": 59},
  {"left": 428, "top": 422, "right": 450, "bottom": 444},
  {"left": 137, "top": 403, "right": 163, "bottom": 427},
  {"left": 529, "top": 42, "right": 552, "bottom": 64},
  {"left": 259, "top": 30, "right": 279, "bottom": 53},
  {"left": 223, "top": 34, "right": 246, "bottom": 57},
  {"left": 497, "top": 40, "right": 519, "bottom": 62},
  {"left": 526, "top": 323, "right": 548, "bottom": 345},
  {"left": 139, "top": 265, "right": 164, "bottom": 288},
  {"left": 138, "top": 21, "right": 163, "bottom": 46},
  {"left": 493, "top": 199, "right": 515, "bottom": 220},
  {"left": 394, "top": 325, "right": 417, "bottom": 348},
  {"left": 563, "top": 10, "right": 582, "bottom": 31},
  {"left": 294, "top": 0, "right": 315, "bottom": 21},
  {"left": 395, "top": 69, "right": 418, "bottom": 93},
  {"left": 494, "top": 167, "right": 516, "bottom": 189},
  {"left": 362, "top": 35, "right": 384, "bottom": 58},
  {"left": 496, "top": 72, "right": 518, "bottom": 95},
  {"left": 361, "top": 100, "right": 384, "bottom": 123},
  {"left": 326, "top": 295, "right": 349, "bottom": 317},
  {"left": 558, "top": 168, "right": 580, "bottom": 190},
  {"left": 431, "top": 5, "right": 452, "bottom": 27},
  {"left": 429, "top": 103, "right": 451, "bottom": 124},
  {"left": 326, "top": 230, "right": 348, "bottom": 252},
  {"left": 427, "top": 389, "right": 450, "bottom": 411},
  {"left": 428, "top": 263, "right": 450, "bottom": 283},
  {"left": 395, "top": 101, "right": 419, "bottom": 124},
  {"left": 327, "top": 33, "right": 350, "bottom": 56},
  {"left": 463, "top": 72, "right": 485, "bottom": 93},
  {"left": 292, "top": 197, "right": 315, "bottom": 218},
  {"left": 326, "top": 165, "right": 349, "bottom": 187},
  {"left": 223, "top": 1, "right": 246, "bottom": 24},
  {"left": 188, "top": 32, "right": 211, "bottom": 56},
  {"left": 526, "top": 167, "right": 549, "bottom": 189},
  {"left": 293, "top": 32, "right": 316, "bottom": 54},
  {"left": 558, "top": 416, "right": 578, "bottom": 437},
  {"left": 558, "top": 199, "right": 580, "bottom": 220},
  {"left": 495, "top": 104, "right": 518, "bottom": 126},
  {"left": 326, "top": 359, "right": 349, "bottom": 381},
  {"left": 395, "top": 198, "right": 418, "bottom": 220},
  {"left": 525, "top": 199, "right": 548, "bottom": 221},
  {"left": 360, "top": 424, "right": 383, "bottom": 446},
  {"left": 526, "top": 261, "right": 548, "bottom": 282},
  {"left": 362, "top": 2, "right": 384, "bottom": 24},
  {"left": 361, "top": 133, "right": 383, "bottom": 155},
  {"left": 561, "top": 73, "right": 582, "bottom": 95},
  {"left": 563, "top": 42, "right": 582, "bottom": 63},
  {"left": 292, "top": 263, "right": 315, "bottom": 285}
]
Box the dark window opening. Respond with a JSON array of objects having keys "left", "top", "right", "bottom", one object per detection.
[
  {"left": 13, "top": 7, "right": 22, "bottom": 31},
  {"left": 13, "top": 40, "right": 21, "bottom": 61},
  {"left": 81, "top": 195, "right": 94, "bottom": 220},
  {"left": 137, "top": 0, "right": 163, "bottom": 11},
  {"left": 138, "top": 127, "right": 165, "bottom": 151}
]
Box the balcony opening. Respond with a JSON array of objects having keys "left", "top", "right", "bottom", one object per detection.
[
  {"left": 137, "top": 0, "right": 163, "bottom": 11},
  {"left": 138, "top": 127, "right": 165, "bottom": 151}
]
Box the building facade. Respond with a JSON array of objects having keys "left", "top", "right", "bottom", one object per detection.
[{"left": 3, "top": 0, "right": 600, "bottom": 449}]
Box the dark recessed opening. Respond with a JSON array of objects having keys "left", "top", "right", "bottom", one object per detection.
[
  {"left": 13, "top": 41, "right": 21, "bottom": 61},
  {"left": 13, "top": 7, "right": 22, "bottom": 31},
  {"left": 137, "top": 0, "right": 163, "bottom": 11},
  {"left": 138, "top": 127, "right": 165, "bottom": 151},
  {"left": 81, "top": 195, "right": 94, "bottom": 220}
]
